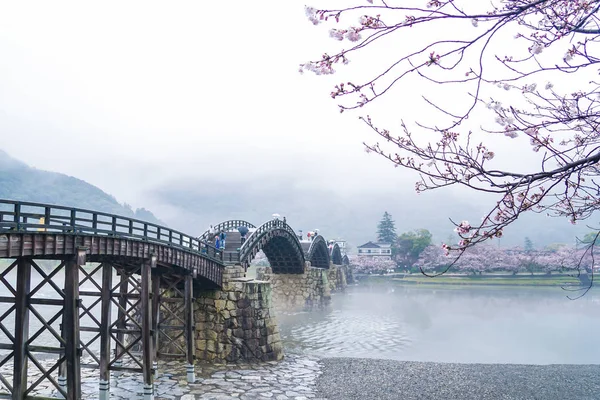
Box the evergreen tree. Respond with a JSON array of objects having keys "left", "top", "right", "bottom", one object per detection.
[
  {"left": 377, "top": 212, "right": 397, "bottom": 243},
  {"left": 524, "top": 237, "right": 534, "bottom": 253}
]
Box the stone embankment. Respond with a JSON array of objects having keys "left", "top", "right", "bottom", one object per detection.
[
  {"left": 161, "top": 263, "right": 350, "bottom": 365},
  {"left": 194, "top": 266, "right": 283, "bottom": 363},
  {"left": 256, "top": 263, "right": 348, "bottom": 312}
]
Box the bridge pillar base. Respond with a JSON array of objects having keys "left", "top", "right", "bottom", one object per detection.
[
  {"left": 143, "top": 383, "right": 154, "bottom": 400},
  {"left": 98, "top": 379, "right": 110, "bottom": 400},
  {"left": 186, "top": 364, "right": 195, "bottom": 383},
  {"left": 327, "top": 262, "right": 348, "bottom": 293},
  {"left": 194, "top": 266, "right": 284, "bottom": 363},
  {"left": 256, "top": 264, "right": 334, "bottom": 313}
]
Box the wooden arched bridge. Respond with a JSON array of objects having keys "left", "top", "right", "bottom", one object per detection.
[
  {"left": 0, "top": 200, "right": 346, "bottom": 399},
  {"left": 198, "top": 219, "right": 344, "bottom": 272}
]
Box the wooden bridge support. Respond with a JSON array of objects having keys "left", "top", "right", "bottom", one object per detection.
[
  {"left": 185, "top": 274, "right": 195, "bottom": 383},
  {"left": 151, "top": 269, "right": 196, "bottom": 382},
  {"left": 0, "top": 254, "right": 165, "bottom": 400},
  {"left": 0, "top": 250, "right": 87, "bottom": 400}
]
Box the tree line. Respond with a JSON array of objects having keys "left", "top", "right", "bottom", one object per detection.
[{"left": 352, "top": 212, "right": 591, "bottom": 275}]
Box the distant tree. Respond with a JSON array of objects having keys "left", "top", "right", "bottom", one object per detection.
[
  {"left": 376, "top": 212, "right": 397, "bottom": 243},
  {"left": 394, "top": 229, "right": 433, "bottom": 268},
  {"left": 524, "top": 237, "right": 534, "bottom": 253},
  {"left": 581, "top": 232, "right": 600, "bottom": 246}
]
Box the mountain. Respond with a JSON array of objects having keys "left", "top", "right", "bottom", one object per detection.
[{"left": 0, "top": 150, "right": 164, "bottom": 225}]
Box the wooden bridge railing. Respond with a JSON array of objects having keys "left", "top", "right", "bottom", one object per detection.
[
  {"left": 238, "top": 218, "right": 299, "bottom": 266},
  {"left": 0, "top": 199, "right": 224, "bottom": 263},
  {"left": 198, "top": 219, "right": 257, "bottom": 242}
]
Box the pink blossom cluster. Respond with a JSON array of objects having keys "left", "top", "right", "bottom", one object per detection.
[
  {"left": 348, "top": 255, "right": 396, "bottom": 274},
  {"left": 418, "top": 244, "right": 594, "bottom": 275},
  {"left": 303, "top": 0, "right": 600, "bottom": 257}
]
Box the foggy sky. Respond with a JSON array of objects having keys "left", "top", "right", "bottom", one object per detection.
[{"left": 0, "top": 1, "right": 588, "bottom": 247}]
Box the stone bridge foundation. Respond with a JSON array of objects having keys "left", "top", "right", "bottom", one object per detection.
[
  {"left": 256, "top": 262, "right": 348, "bottom": 313},
  {"left": 193, "top": 266, "right": 283, "bottom": 363},
  {"left": 158, "top": 263, "right": 349, "bottom": 365}
]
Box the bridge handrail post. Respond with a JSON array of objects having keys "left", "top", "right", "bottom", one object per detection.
[
  {"left": 44, "top": 207, "right": 51, "bottom": 230},
  {"left": 14, "top": 202, "right": 21, "bottom": 230},
  {"left": 70, "top": 209, "right": 76, "bottom": 229}
]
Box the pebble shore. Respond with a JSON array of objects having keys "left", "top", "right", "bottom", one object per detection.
[
  {"left": 5, "top": 355, "right": 600, "bottom": 399},
  {"left": 316, "top": 357, "right": 600, "bottom": 400}
]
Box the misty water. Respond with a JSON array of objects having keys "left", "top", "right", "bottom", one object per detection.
[
  {"left": 278, "top": 280, "right": 600, "bottom": 365},
  {"left": 2, "top": 266, "right": 600, "bottom": 366}
]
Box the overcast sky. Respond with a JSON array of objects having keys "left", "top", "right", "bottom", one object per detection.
[
  {"left": 0, "top": 1, "right": 587, "bottom": 244},
  {"left": 0, "top": 1, "right": 391, "bottom": 204}
]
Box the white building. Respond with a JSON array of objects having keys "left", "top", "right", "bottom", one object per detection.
[
  {"left": 334, "top": 239, "right": 347, "bottom": 252},
  {"left": 357, "top": 241, "right": 392, "bottom": 256}
]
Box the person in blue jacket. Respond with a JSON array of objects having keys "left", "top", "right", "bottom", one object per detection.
[{"left": 219, "top": 231, "right": 226, "bottom": 249}]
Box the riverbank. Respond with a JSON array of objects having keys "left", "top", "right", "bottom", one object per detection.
[
  {"left": 316, "top": 357, "right": 600, "bottom": 400},
  {"left": 8, "top": 353, "right": 600, "bottom": 399},
  {"left": 360, "top": 273, "right": 583, "bottom": 287}
]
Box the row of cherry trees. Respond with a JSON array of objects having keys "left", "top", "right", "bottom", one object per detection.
[
  {"left": 350, "top": 243, "right": 597, "bottom": 275},
  {"left": 417, "top": 244, "right": 595, "bottom": 275}
]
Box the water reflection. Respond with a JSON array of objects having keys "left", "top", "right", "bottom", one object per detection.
[{"left": 278, "top": 280, "right": 600, "bottom": 365}]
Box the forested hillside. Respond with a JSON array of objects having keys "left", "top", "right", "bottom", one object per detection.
[{"left": 0, "top": 150, "right": 163, "bottom": 225}]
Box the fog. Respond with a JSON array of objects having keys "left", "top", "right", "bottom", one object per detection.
[
  {"left": 279, "top": 283, "right": 600, "bottom": 365},
  {"left": 0, "top": 1, "right": 589, "bottom": 247}
]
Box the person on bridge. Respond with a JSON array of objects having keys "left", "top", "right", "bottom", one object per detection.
[
  {"left": 215, "top": 235, "right": 221, "bottom": 249},
  {"left": 238, "top": 226, "right": 249, "bottom": 244},
  {"left": 220, "top": 231, "right": 226, "bottom": 249}
]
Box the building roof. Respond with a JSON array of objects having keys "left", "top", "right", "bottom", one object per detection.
[{"left": 357, "top": 241, "right": 392, "bottom": 249}]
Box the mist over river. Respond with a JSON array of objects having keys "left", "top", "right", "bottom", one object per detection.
[
  {"left": 277, "top": 280, "right": 600, "bottom": 365},
  {"left": 1, "top": 266, "right": 599, "bottom": 366}
]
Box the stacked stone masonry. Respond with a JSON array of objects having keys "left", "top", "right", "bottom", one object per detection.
[
  {"left": 158, "top": 263, "right": 349, "bottom": 365},
  {"left": 193, "top": 266, "right": 284, "bottom": 364},
  {"left": 256, "top": 262, "right": 348, "bottom": 313}
]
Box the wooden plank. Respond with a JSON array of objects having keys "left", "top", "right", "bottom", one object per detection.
[
  {"left": 115, "top": 271, "right": 128, "bottom": 361},
  {"left": 151, "top": 272, "right": 160, "bottom": 378},
  {"left": 99, "top": 263, "right": 112, "bottom": 399},
  {"left": 64, "top": 249, "right": 84, "bottom": 400},
  {"left": 13, "top": 257, "right": 31, "bottom": 400},
  {"left": 185, "top": 274, "right": 194, "bottom": 383},
  {"left": 141, "top": 255, "right": 155, "bottom": 395}
]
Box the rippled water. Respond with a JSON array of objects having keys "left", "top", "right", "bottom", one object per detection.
[{"left": 278, "top": 280, "right": 600, "bottom": 365}]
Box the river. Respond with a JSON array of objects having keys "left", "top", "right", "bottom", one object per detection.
[
  {"left": 277, "top": 279, "right": 600, "bottom": 365},
  {"left": 1, "top": 268, "right": 599, "bottom": 366}
]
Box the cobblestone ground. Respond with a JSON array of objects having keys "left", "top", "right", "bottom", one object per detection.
[{"left": 0, "top": 355, "right": 325, "bottom": 400}]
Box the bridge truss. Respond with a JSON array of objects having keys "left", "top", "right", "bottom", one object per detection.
[{"left": 0, "top": 200, "right": 222, "bottom": 399}]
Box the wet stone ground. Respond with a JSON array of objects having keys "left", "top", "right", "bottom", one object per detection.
[{"left": 0, "top": 355, "right": 325, "bottom": 400}]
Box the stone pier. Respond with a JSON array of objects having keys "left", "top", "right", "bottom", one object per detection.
[
  {"left": 256, "top": 262, "right": 348, "bottom": 312},
  {"left": 158, "top": 263, "right": 349, "bottom": 364},
  {"left": 193, "top": 266, "right": 284, "bottom": 363}
]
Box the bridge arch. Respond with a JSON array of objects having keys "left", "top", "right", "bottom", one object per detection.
[
  {"left": 199, "top": 220, "right": 256, "bottom": 241},
  {"left": 239, "top": 219, "right": 305, "bottom": 274},
  {"left": 307, "top": 235, "right": 331, "bottom": 269},
  {"left": 342, "top": 254, "right": 350, "bottom": 266},
  {"left": 330, "top": 242, "right": 343, "bottom": 265}
]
